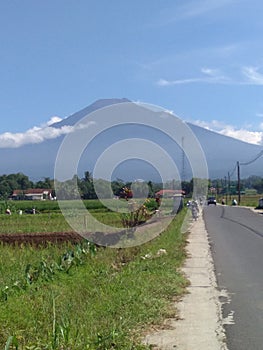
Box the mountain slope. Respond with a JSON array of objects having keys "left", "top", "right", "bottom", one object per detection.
[
  {"left": 187, "top": 123, "right": 262, "bottom": 178},
  {"left": 52, "top": 98, "right": 130, "bottom": 128},
  {"left": 0, "top": 99, "right": 262, "bottom": 180}
]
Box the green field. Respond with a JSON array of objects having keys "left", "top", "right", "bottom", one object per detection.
[
  {"left": 0, "top": 200, "right": 131, "bottom": 233},
  {"left": 217, "top": 194, "right": 262, "bottom": 207},
  {"left": 0, "top": 198, "right": 176, "bottom": 235},
  {"left": 0, "top": 200, "right": 189, "bottom": 349},
  {"left": 239, "top": 194, "right": 263, "bottom": 207}
]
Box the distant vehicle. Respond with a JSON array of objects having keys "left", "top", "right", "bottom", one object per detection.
[{"left": 207, "top": 197, "right": 217, "bottom": 205}]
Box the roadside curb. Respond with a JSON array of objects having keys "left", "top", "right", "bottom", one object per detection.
[{"left": 143, "top": 212, "right": 229, "bottom": 350}]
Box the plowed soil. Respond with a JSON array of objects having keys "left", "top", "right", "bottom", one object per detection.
[{"left": 0, "top": 232, "right": 83, "bottom": 246}]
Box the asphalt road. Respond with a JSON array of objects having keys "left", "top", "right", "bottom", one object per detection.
[{"left": 203, "top": 205, "right": 263, "bottom": 350}]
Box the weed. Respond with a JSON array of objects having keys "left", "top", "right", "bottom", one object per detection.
[
  {"left": 0, "top": 209, "right": 188, "bottom": 349},
  {"left": 1, "top": 241, "right": 97, "bottom": 302},
  {"left": 4, "top": 335, "right": 18, "bottom": 350},
  {"left": 121, "top": 202, "right": 152, "bottom": 228}
]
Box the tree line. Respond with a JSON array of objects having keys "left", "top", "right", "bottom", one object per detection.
[
  {"left": 0, "top": 171, "right": 262, "bottom": 200},
  {"left": 0, "top": 171, "right": 192, "bottom": 200},
  {"left": 210, "top": 175, "right": 263, "bottom": 195},
  {"left": 0, "top": 172, "right": 164, "bottom": 200},
  {"left": 0, "top": 173, "right": 54, "bottom": 200}
]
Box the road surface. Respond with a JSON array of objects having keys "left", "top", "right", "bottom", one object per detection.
[{"left": 204, "top": 205, "right": 263, "bottom": 350}]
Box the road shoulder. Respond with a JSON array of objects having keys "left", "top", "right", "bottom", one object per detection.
[{"left": 143, "top": 212, "right": 229, "bottom": 350}]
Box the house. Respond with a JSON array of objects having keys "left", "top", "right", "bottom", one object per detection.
[
  {"left": 155, "top": 189, "right": 185, "bottom": 198},
  {"left": 12, "top": 189, "right": 53, "bottom": 200}
]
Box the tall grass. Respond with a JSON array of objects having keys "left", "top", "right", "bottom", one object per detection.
[
  {"left": 0, "top": 209, "right": 189, "bottom": 349},
  {"left": 240, "top": 194, "right": 262, "bottom": 207},
  {"left": 0, "top": 199, "right": 115, "bottom": 214},
  {"left": 217, "top": 194, "right": 262, "bottom": 207}
]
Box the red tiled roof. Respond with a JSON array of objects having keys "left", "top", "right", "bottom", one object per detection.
[
  {"left": 12, "top": 189, "right": 52, "bottom": 195},
  {"left": 155, "top": 189, "right": 185, "bottom": 196}
]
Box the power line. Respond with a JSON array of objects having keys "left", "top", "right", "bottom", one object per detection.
[
  {"left": 225, "top": 149, "right": 263, "bottom": 205},
  {"left": 227, "top": 149, "right": 263, "bottom": 180},
  {"left": 240, "top": 150, "right": 263, "bottom": 166},
  {"left": 229, "top": 163, "right": 237, "bottom": 178}
]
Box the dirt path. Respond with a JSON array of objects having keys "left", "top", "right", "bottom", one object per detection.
[{"left": 143, "top": 211, "right": 230, "bottom": 350}]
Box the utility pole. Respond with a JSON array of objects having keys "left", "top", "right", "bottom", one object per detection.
[
  {"left": 237, "top": 161, "right": 241, "bottom": 205},
  {"left": 181, "top": 136, "right": 185, "bottom": 182},
  {"left": 228, "top": 171, "right": 231, "bottom": 204},
  {"left": 224, "top": 176, "right": 227, "bottom": 204}
]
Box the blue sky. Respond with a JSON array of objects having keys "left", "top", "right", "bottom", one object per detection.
[{"left": 1, "top": 0, "right": 263, "bottom": 146}]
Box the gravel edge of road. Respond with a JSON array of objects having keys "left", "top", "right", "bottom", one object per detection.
[{"left": 143, "top": 211, "right": 231, "bottom": 350}]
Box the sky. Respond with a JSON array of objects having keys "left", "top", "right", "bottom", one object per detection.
[{"left": 1, "top": 0, "right": 263, "bottom": 147}]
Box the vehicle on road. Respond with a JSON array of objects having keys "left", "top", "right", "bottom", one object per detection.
[{"left": 207, "top": 197, "right": 217, "bottom": 205}]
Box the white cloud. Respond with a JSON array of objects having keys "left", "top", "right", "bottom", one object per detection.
[
  {"left": 219, "top": 128, "right": 262, "bottom": 145},
  {"left": 46, "top": 116, "right": 63, "bottom": 126},
  {"left": 157, "top": 78, "right": 201, "bottom": 86},
  {"left": 192, "top": 119, "right": 263, "bottom": 145},
  {"left": 157, "top": 65, "right": 263, "bottom": 87},
  {"left": 159, "top": 0, "right": 237, "bottom": 25},
  {"left": 0, "top": 118, "right": 96, "bottom": 148},
  {"left": 157, "top": 67, "right": 229, "bottom": 86},
  {"left": 157, "top": 79, "right": 172, "bottom": 86},
  {"left": 242, "top": 66, "right": 263, "bottom": 85},
  {"left": 179, "top": 0, "right": 235, "bottom": 19},
  {"left": 201, "top": 67, "right": 220, "bottom": 77},
  {"left": 140, "top": 44, "right": 239, "bottom": 74}
]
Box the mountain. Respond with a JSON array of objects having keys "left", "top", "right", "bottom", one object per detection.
[
  {"left": 51, "top": 98, "right": 131, "bottom": 128},
  {"left": 0, "top": 98, "right": 262, "bottom": 181},
  {"left": 187, "top": 123, "right": 262, "bottom": 179}
]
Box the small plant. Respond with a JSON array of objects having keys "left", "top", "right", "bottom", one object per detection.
[
  {"left": 1, "top": 200, "right": 17, "bottom": 215},
  {"left": 4, "top": 335, "right": 18, "bottom": 350},
  {"left": 92, "top": 329, "right": 118, "bottom": 349},
  {"left": 0, "top": 241, "right": 97, "bottom": 302},
  {"left": 144, "top": 198, "right": 159, "bottom": 211},
  {"left": 121, "top": 202, "right": 152, "bottom": 228}
]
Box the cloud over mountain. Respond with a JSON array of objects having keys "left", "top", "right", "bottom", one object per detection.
[
  {"left": 0, "top": 116, "right": 95, "bottom": 148},
  {"left": 192, "top": 119, "right": 263, "bottom": 145},
  {"left": 0, "top": 99, "right": 262, "bottom": 181},
  {"left": 1, "top": 112, "right": 262, "bottom": 148}
]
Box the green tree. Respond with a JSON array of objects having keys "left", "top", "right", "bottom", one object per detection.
[
  {"left": 0, "top": 180, "right": 12, "bottom": 199},
  {"left": 111, "top": 178, "right": 125, "bottom": 196},
  {"left": 35, "top": 177, "right": 54, "bottom": 189},
  {"left": 78, "top": 171, "right": 97, "bottom": 199}
]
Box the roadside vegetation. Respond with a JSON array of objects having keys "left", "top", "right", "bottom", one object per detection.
[
  {"left": 0, "top": 171, "right": 262, "bottom": 349},
  {"left": 0, "top": 207, "right": 189, "bottom": 349},
  {"left": 240, "top": 194, "right": 263, "bottom": 208},
  {"left": 215, "top": 194, "right": 263, "bottom": 208}
]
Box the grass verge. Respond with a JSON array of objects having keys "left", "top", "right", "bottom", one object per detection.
[{"left": 0, "top": 209, "right": 189, "bottom": 349}]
